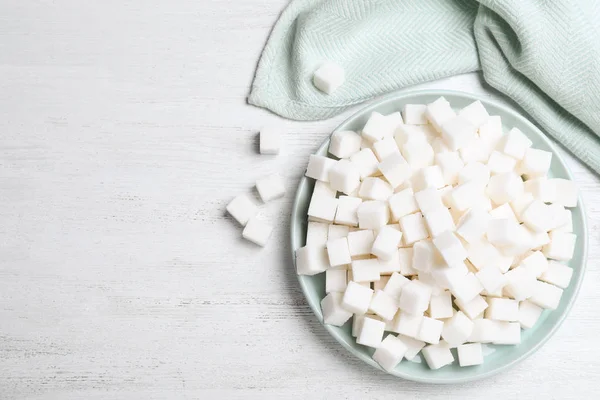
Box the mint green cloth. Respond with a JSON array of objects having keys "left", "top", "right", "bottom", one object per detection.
[{"left": 249, "top": 0, "right": 600, "bottom": 173}]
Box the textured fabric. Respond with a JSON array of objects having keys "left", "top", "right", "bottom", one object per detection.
[{"left": 249, "top": 0, "right": 600, "bottom": 173}]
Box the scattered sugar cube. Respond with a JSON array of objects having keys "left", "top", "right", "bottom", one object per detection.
[
  {"left": 465, "top": 239, "right": 505, "bottom": 271},
  {"left": 326, "top": 269, "right": 348, "bottom": 293},
  {"left": 547, "top": 203, "right": 569, "bottom": 231},
  {"left": 426, "top": 97, "right": 457, "bottom": 133},
  {"left": 520, "top": 148, "right": 552, "bottom": 177},
  {"left": 388, "top": 188, "right": 419, "bottom": 221},
  {"left": 468, "top": 319, "right": 500, "bottom": 343},
  {"left": 435, "top": 151, "right": 464, "bottom": 186},
  {"left": 458, "top": 162, "right": 490, "bottom": 188},
  {"left": 459, "top": 138, "right": 491, "bottom": 164},
  {"left": 259, "top": 126, "right": 280, "bottom": 155},
  {"left": 347, "top": 229, "right": 375, "bottom": 256},
  {"left": 372, "top": 136, "right": 400, "bottom": 162},
  {"left": 362, "top": 112, "right": 397, "bottom": 143},
  {"left": 529, "top": 280, "right": 563, "bottom": 310},
  {"left": 378, "top": 250, "right": 402, "bottom": 275},
  {"left": 487, "top": 218, "right": 526, "bottom": 248},
  {"left": 433, "top": 231, "right": 467, "bottom": 267},
  {"left": 403, "top": 104, "right": 428, "bottom": 124},
  {"left": 372, "top": 226, "right": 403, "bottom": 261},
  {"left": 357, "top": 200, "right": 389, "bottom": 230},
  {"left": 457, "top": 343, "right": 483, "bottom": 366},
  {"left": 383, "top": 272, "right": 411, "bottom": 299},
  {"left": 485, "top": 298, "right": 519, "bottom": 321},
  {"left": 448, "top": 181, "right": 483, "bottom": 212},
  {"left": 518, "top": 300, "right": 544, "bottom": 329},
  {"left": 350, "top": 148, "right": 380, "bottom": 179},
  {"left": 399, "top": 212, "right": 429, "bottom": 245},
  {"left": 442, "top": 311, "right": 474, "bottom": 346},
  {"left": 329, "top": 159, "right": 361, "bottom": 194},
  {"left": 321, "top": 292, "right": 353, "bottom": 326},
  {"left": 489, "top": 203, "right": 519, "bottom": 224},
  {"left": 398, "top": 248, "right": 418, "bottom": 276},
  {"left": 308, "top": 195, "right": 338, "bottom": 223},
  {"left": 359, "top": 177, "right": 394, "bottom": 201},
  {"left": 417, "top": 316, "right": 444, "bottom": 344},
  {"left": 378, "top": 152, "right": 411, "bottom": 189},
  {"left": 296, "top": 245, "right": 330, "bottom": 275},
  {"left": 226, "top": 193, "right": 258, "bottom": 226},
  {"left": 373, "top": 334, "right": 409, "bottom": 371},
  {"left": 326, "top": 237, "right": 352, "bottom": 267},
  {"left": 431, "top": 263, "right": 468, "bottom": 290},
  {"left": 242, "top": 218, "right": 273, "bottom": 246},
  {"left": 306, "top": 154, "right": 337, "bottom": 182},
  {"left": 357, "top": 316, "right": 386, "bottom": 348},
  {"left": 521, "top": 200, "right": 553, "bottom": 232},
  {"left": 401, "top": 137, "right": 435, "bottom": 170},
  {"left": 492, "top": 322, "right": 521, "bottom": 345},
  {"left": 412, "top": 240, "right": 444, "bottom": 273},
  {"left": 329, "top": 130, "right": 362, "bottom": 159},
  {"left": 412, "top": 166, "right": 445, "bottom": 192},
  {"left": 486, "top": 172, "right": 524, "bottom": 204},
  {"left": 391, "top": 311, "right": 423, "bottom": 338},
  {"left": 328, "top": 224, "right": 349, "bottom": 241},
  {"left": 524, "top": 177, "right": 556, "bottom": 203},
  {"left": 352, "top": 259, "right": 381, "bottom": 283},
  {"left": 399, "top": 280, "right": 432, "bottom": 315},
  {"left": 487, "top": 150, "right": 517, "bottom": 175},
  {"left": 369, "top": 290, "right": 399, "bottom": 321},
  {"left": 458, "top": 100, "right": 489, "bottom": 128},
  {"left": 312, "top": 181, "right": 337, "bottom": 199},
  {"left": 306, "top": 221, "right": 329, "bottom": 246},
  {"left": 424, "top": 207, "right": 456, "bottom": 238},
  {"left": 455, "top": 295, "right": 488, "bottom": 320},
  {"left": 313, "top": 62, "right": 345, "bottom": 94},
  {"left": 540, "top": 261, "right": 573, "bottom": 289},
  {"left": 334, "top": 196, "right": 362, "bottom": 226},
  {"left": 432, "top": 137, "right": 451, "bottom": 153},
  {"left": 542, "top": 231, "right": 576, "bottom": 261},
  {"left": 456, "top": 207, "right": 490, "bottom": 244},
  {"left": 413, "top": 188, "right": 444, "bottom": 214},
  {"left": 556, "top": 209, "right": 573, "bottom": 232},
  {"left": 510, "top": 192, "right": 534, "bottom": 222},
  {"left": 520, "top": 250, "right": 549, "bottom": 278},
  {"left": 342, "top": 281, "right": 374, "bottom": 314},
  {"left": 438, "top": 185, "right": 453, "bottom": 208},
  {"left": 256, "top": 173, "right": 285, "bottom": 202},
  {"left": 428, "top": 291, "right": 453, "bottom": 319},
  {"left": 551, "top": 178, "right": 578, "bottom": 207},
  {"left": 422, "top": 342, "right": 454, "bottom": 370},
  {"left": 394, "top": 124, "right": 427, "bottom": 145},
  {"left": 503, "top": 266, "right": 537, "bottom": 300},
  {"left": 498, "top": 127, "right": 532, "bottom": 160},
  {"left": 399, "top": 335, "right": 426, "bottom": 360},
  {"left": 449, "top": 272, "right": 483, "bottom": 303},
  {"left": 479, "top": 115, "right": 503, "bottom": 142},
  {"left": 476, "top": 266, "right": 507, "bottom": 294},
  {"left": 441, "top": 116, "right": 477, "bottom": 151}
]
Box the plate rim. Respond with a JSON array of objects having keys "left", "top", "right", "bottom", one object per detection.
[{"left": 290, "top": 88, "right": 589, "bottom": 384}]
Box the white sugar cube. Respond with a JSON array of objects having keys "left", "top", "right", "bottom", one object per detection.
[
  {"left": 520, "top": 250, "right": 549, "bottom": 278},
  {"left": 447, "top": 181, "right": 483, "bottom": 212},
  {"left": 328, "top": 159, "right": 361, "bottom": 194},
  {"left": 242, "top": 218, "right": 273, "bottom": 246},
  {"left": 521, "top": 200, "right": 553, "bottom": 232},
  {"left": 489, "top": 203, "right": 519, "bottom": 224},
  {"left": 306, "top": 154, "right": 337, "bottom": 182},
  {"left": 306, "top": 221, "right": 329, "bottom": 247},
  {"left": 524, "top": 177, "right": 556, "bottom": 203},
  {"left": 492, "top": 322, "right": 521, "bottom": 345},
  {"left": 326, "top": 269, "right": 348, "bottom": 293},
  {"left": 329, "top": 130, "right": 362, "bottom": 159},
  {"left": 465, "top": 239, "right": 507, "bottom": 272},
  {"left": 373, "top": 275, "right": 391, "bottom": 292},
  {"left": 520, "top": 148, "right": 552, "bottom": 177},
  {"left": 362, "top": 112, "right": 396, "bottom": 143},
  {"left": 226, "top": 193, "right": 258, "bottom": 226},
  {"left": 391, "top": 311, "right": 423, "bottom": 338},
  {"left": 342, "top": 281, "right": 374, "bottom": 314},
  {"left": 438, "top": 186, "right": 453, "bottom": 208},
  {"left": 352, "top": 314, "right": 367, "bottom": 337},
  {"left": 313, "top": 62, "right": 345, "bottom": 94},
  {"left": 428, "top": 291, "right": 454, "bottom": 319},
  {"left": 418, "top": 272, "right": 445, "bottom": 296},
  {"left": 458, "top": 100, "right": 489, "bottom": 128},
  {"left": 435, "top": 151, "right": 464, "bottom": 186},
  {"left": 449, "top": 272, "right": 483, "bottom": 303},
  {"left": 369, "top": 290, "right": 399, "bottom": 321},
  {"left": 417, "top": 316, "right": 444, "bottom": 344},
  {"left": 399, "top": 212, "right": 429, "bottom": 245},
  {"left": 357, "top": 316, "right": 386, "bottom": 348},
  {"left": 556, "top": 209, "right": 573, "bottom": 232},
  {"left": 498, "top": 127, "right": 532, "bottom": 160},
  {"left": 312, "top": 181, "right": 337, "bottom": 199},
  {"left": 401, "top": 138, "right": 434, "bottom": 170},
  {"left": 479, "top": 115, "right": 503, "bottom": 143},
  {"left": 424, "top": 207, "right": 456, "bottom": 238},
  {"left": 388, "top": 188, "right": 419, "bottom": 221},
  {"left": 431, "top": 263, "right": 468, "bottom": 290},
  {"left": 359, "top": 177, "right": 393, "bottom": 201},
  {"left": 459, "top": 138, "right": 491, "bottom": 164},
  {"left": 350, "top": 148, "right": 380, "bottom": 179},
  {"left": 326, "top": 237, "right": 352, "bottom": 267},
  {"left": 529, "top": 280, "right": 563, "bottom": 310},
  {"left": 487, "top": 218, "right": 526, "bottom": 248},
  {"left": 372, "top": 136, "right": 401, "bottom": 162},
  {"left": 351, "top": 259, "right": 381, "bottom": 283},
  {"left": 503, "top": 266, "right": 537, "bottom": 300},
  {"left": 403, "top": 104, "right": 427, "bottom": 124},
  {"left": 476, "top": 266, "right": 507, "bottom": 294},
  {"left": 372, "top": 226, "right": 403, "bottom": 261},
  {"left": 542, "top": 231, "right": 576, "bottom": 261},
  {"left": 385, "top": 112, "right": 404, "bottom": 132},
  {"left": 398, "top": 248, "right": 418, "bottom": 276},
  {"left": 334, "top": 196, "right": 362, "bottom": 227},
  {"left": 328, "top": 223, "right": 349, "bottom": 240},
  {"left": 414, "top": 187, "right": 445, "bottom": 213},
  {"left": 426, "top": 97, "right": 457, "bottom": 133},
  {"left": 547, "top": 203, "right": 569, "bottom": 231},
  {"left": 485, "top": 298, "right": 519, "bottom": 321},
  {"left": 551, "top": 178, "right": 578, "bottom": 207},
  {"left": 347, "top": 229, "right": 375, "bottom": 256},
  {"left": 487, "top": 150, "right": 517, "bottom": 175},
  {"left": 296, "top": 245, "right": 330, "bottom": 275},
  {"left": 468, "top": 319, "right": 500, "bottom": 343},
  {"left": 412, "top": 166, "right": 445, "bottom": 192},
  {"left": 259, "top": 126, "right": 280, "bottom": 155},
  {"left": 518, "top": 300, "right": 544, "bottom": 329},
  {"left": 441, "top": 116, "right": 477, "bottom": 151},
  {"left": 442, "top": 311, "right": 474, "bottom": 346},
  {"left": 378, "top": 250, "right": 402, "bottom": 275},
  {"left": 540, "top": 261, "right": 573, "bottom": 289},
  {"left": 457, "top": 343, "right": 484, "bottom": 367},
  {"left": 412, "top": 240, "right": 444, "bottom": 273},
  {"left": 422, "top": 343, "right": 454, "bottom": 370},
  {"left": 321, "top": 292, "right": 353, "bottom": 326},
  {"left": 383, "top": 272, "right": 411, "bottom": 299},
  {"left": 455, "top": 295, "right": 488, "bottom": 319},
  {"left": 432, "top": 137, "right": 451, "bottom": 153},
  {"left": 378, "top": 152, "right": 411, "bottom": 189},
  {"left": 486, "top": 172, "right": 524, "bottom": 204},
  {"left": 399, "top": 280, "right": 432, "bottom": 315},
  {"left": 510, "top": 192, "right": 534, "bottom": 222},
  {"left": 357, "top": 200, "right": 389, "bottom": 230},
  {"left": 373, "top": 334, "right": 409, "bottom": 371},
  {"left": 456, "top": 207, "right": 490, "bottom": 244},
  {"left": 433, "top": 231, "right": 467, "bottom": 267},
  {"left": 398, "top": 335, "right": 426, "bottom": 360},
  {"left": 308, "top": 195, "right": 338, "bottom": 223},
  {"left": 458, "top": 162, "right": 490, "bottom": 188},
  {"left": 256, "top": 173, "right": 285, "bottom": 202},
  {"left": 394, "top": 124, "right": 428, "bottom": 145}
]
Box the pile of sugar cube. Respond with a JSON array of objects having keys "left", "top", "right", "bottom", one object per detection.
[
  {"left": 226, "top": 127, "right": 285, "bottom": 246},
  {"left": 296, "top": 96, "right": 578, "bottom": 371}
]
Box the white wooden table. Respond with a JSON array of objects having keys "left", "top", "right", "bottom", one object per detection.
[{"left": 1, "top": 1, "right": 599, "bottom": 398}]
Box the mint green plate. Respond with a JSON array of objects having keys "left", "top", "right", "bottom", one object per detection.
[{"left": 290, "top": 89, "right": 588, "bottom": 383}]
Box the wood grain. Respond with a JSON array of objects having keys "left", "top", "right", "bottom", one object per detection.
[{"left": 0, "top": 1, "right": 599, "bottom": 399}]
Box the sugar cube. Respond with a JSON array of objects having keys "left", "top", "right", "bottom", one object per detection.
[
  {"left": 326, "top": 269, "right": 348, "bottom": 293},
  {"left": 485, "top": 298, "right": 519, "bottom": 321},
  {"left": 524, "top": 177, "right": 556, "bottom": 203},
  {"left": 383, "top": 272, "right": 411, "bottom": 299},
  {"left": 487, "top": 218, "right": 526, "bottom": 248},
  {"left": 362, "top": 112, "right": 396, "bottom": 143},
  {"left": 306, "top": 221, "right": 329, "bottom": 246},
  {"left": 308, "top": 195, "right": 338, "bottom": 223},
  {"left": 476, "top": 266, "right": 507, "bottom": 294},
  {"left": 388, "top": 188, "right": 419, "bottom": 221},
  {"left": 503, "top": 266, "right": 537, "bottom": 300},
  {"left": 529, "top": 280, "right": 563, "bottom": 310},
  {"left": 328, "top": 224, "right": 349, "bottom": 241},
  {"left": 449, "top": 272, "right": 483, "bottom": 303},
  {"left": 296, "top": 245, "right": 330, "bottom": 275},
  {"left": 401, "top": 138, "right": 434, "bottom": 170},
  {"left": 426, "top": 97, "right": 457, "bottom": 133},
  {"left": 329, "top": 130, "right": 362, "bottom": 159},
  {"left": 378, "top": 152, "right": 412, "bottom": 189},
  {"left": 489, "top": 203, "right": 519, "bottom": 224},
  {"left": 455, "top": 207, "right": 490, "bottom": 244},
  {"left": 417, "top": 316, "right": 444, "bottom": 344},
  {"left": 357, "top": 200, "right": 389, "bottom": 230},
  {"left": 518, "top": 300, "right": 544, "bottom": 329},
  {"left": 399, "top": 212, "right": 429, "bottom": 245},
  {"left": 306, "top": 154, "right": 337, "bottom": 182},
  {"left": 242, "top": 218, "right": 273, "bottom": 246},
  {"left": 313, "top": 62, "right": 345, "bottom": 94},
  {"left": 520, "top": 148, "right": 552, "bottom": 177},
  {"left": 422, "top": 343, "right": 454, "bottom": 370},
  {"left": 433, "top": 231, "right": 467, "bottom": 267},
  {"left": 321, "top": 292, "right": 353, "bottom": 326},
  {"left": 399, "top": 335, "right": 426, "bottom": 360},
  {"left": 398, "top": 248, "right": 418, "bottom": 276},
  {"left": 432, "top": 137, "right": 451, "bottom": 153},
  {"left": 486, "top": 172, "right": 524, "bottom": 204},
  {"left": 498, "top": 127, "right": 532, "bottom": 160},
  {"left": 357, "top": 316, "right": 386, "bottom": 348},
  {"left": 457, "top": 343, "right": 483, "bottom": 366},
  {"left": 351, "top": 259, "right": 381, "bottom": 283},
  {"left": 328, "top": 159, "right": 361, "bottom": 194},
  {"left": 255, "top": 173, "right": 285, "bottom": 202},
  {"left": 350, "top": 148, "right": 380, "bottom": 179},
  {"left": 412, "top": 239, "right": 444, "bottom": 273},
  {"left": 372, "top": 136, "right": 401, "bottom": 162},
  {"left": 447, "top": 181, "right": 483, "bottom": 212},
  {"left": 540, "top": 261, "right": 573, "bottom": 289},
  {"left": 424, "top": 207, "right": 456, "bottom": 238},
  {"left": 369, "top": 290, "right": 399, "bottom": 321},
  {"left": 428, "top": 291, "right": 454, "bottom": 319},
  {"left": 510, "top": 192, "right": 534, "bottom": 222},
  {"left": 326, "top": 237, "right": 352, "bottom": 267},
  {"left": 391, "top": 311, "right": 423, "bottom": 338},
  {"left": 342, "top": 281, "right": 374, "bottom": 314},
  {"left": 492, "top": 322, "right": 521, "bottom": 345},
  {"left": 521, "top": 200, "right": 553, "bottom": 232},
  {"left": 414, "top": 187, "right": 445, "bottom": 213},
  {"left": 372, "top": 226, "right": 403, "bottom": 261},
  {"left": 441, "top": 116, "right": 477, "bottom": 151},
  {"left": 399, "top": 280, "right": 432, "bottom": 315},
  {"left": 442, "top": 311, "right": 474, "bottom": 346},
  {"left": 378, "top": 250, "right": 402, "bottom": 275},
  {"left": 551, "top": 178, "right": 578, "bottom": 207},
  {"left": 468, "top": 319, "right": 500, "bottom": 343},
  {"left": 403, "top": 104, "right": 428, "bottom": 124},
  {"left": 458, "top": 100, "right": 489, "bottom": 128},
  {"left": 259, "top": 126, "right": 280, "bottom": 155},
  {"left": 226, "top": 193, "right": 258, "bottom": 226},
  {"left": 334, "top": 196, "right": 362, "bottom": 226},
  {"left": 520, "top": 250, "right": 549, "bottom": 277},
  {"left": 347, "top": 229, "right": 375, "bottom": 256},
  {"left": 487, "top": 150, "right": 517, "bottom": 175},
  {"left": 373, "top": 334, "right": 409, "bottom": 371},
  {"left": 542, "top": 231, "right": 576, "bottom": 261},
  {"left": 412, "top": 166, "right": 445, "bottom": 192},
  {"left": 479, "top": 115, "right": 503, "bottom": 144},
  {"left": 454, "top": 295, "right": 488, "bottom": 320},
  {"left": 359, "top": 177, "right": 394, "bottom": 201}
]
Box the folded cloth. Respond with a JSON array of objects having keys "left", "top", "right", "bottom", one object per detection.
[{"left": 249, "top": 0, "right": 600, "bottom": 173}]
